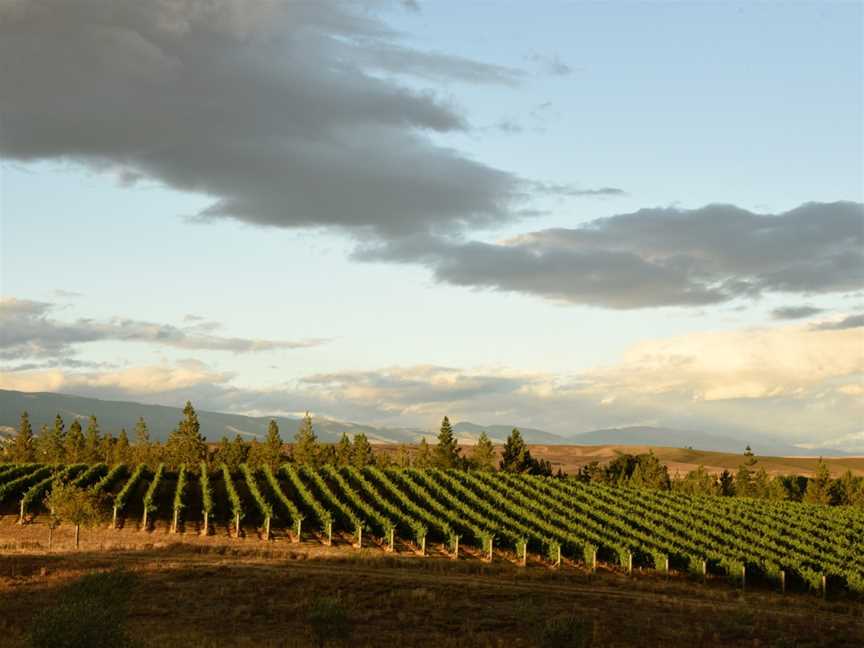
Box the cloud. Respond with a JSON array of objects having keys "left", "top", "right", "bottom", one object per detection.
[
  {"left": 0, "top": 0, "right": 543, "bottom": 239},
  {"left": 360, "top": 201, "right": 864, "bottom": 309},
  {"left": 0, "top": 297, "right": 327, "bottom": 361},
  {"left": 4, "top": 320, "right": 860, "bottom": 449},
  {"left": 811, "top": 313, "right": 864, "bottom": 330},
  {"left": 53, "top": 289, "right": 83, "bottom": 299},
  {"left": 771, "top": 305, "right": 825, "bottom": 320},
  {"left": 527, "top": 53, "right": 573, "bottom": 76}
]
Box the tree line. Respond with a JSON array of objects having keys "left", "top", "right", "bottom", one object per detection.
[
  {"left": 576, "top": 445, "right": 864, "bottom": 507},
  {"left": 2, "top": 407, "right": 553, "bottom": 475}
]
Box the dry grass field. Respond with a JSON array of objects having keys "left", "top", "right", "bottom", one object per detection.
[{"left": 0, "top": 515, "right": 862, "bottom": 647}]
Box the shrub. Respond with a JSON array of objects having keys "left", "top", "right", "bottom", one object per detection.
[
  {"left": 306, "top": 595, "right": 352, "bottom": 647},
  {"left": 539, "top": 615, "right": 592, "bottom": 648}
]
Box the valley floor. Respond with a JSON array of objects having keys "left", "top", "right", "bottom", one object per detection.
[{"left": 0, "top": 519, "right": 861, "bottom": 647}]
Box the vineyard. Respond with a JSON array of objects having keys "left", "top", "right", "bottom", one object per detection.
[{"left": 0, "top": 462, "right": 861, "bottom": 597}]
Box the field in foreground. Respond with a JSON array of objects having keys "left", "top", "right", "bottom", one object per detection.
[{"left": 0, "top": 543, "right": 862, "bottom": 647}]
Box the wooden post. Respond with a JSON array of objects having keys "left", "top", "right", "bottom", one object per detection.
[
  {"left": 664, "top": 556, "right": 669, "bottom": 578},
  {"left": 486, "top": 537, "right": 493, "bottom": 563},
  {"left": 18, "top": 501, "right": 24, "bottom": 525},
  {"left": 112, "top": 506, "right": 118, "bottom": 530},
  {"left": 264, "top": 516, "right": 271, "bottom": 541},
  {"left": 171, "top": 509, "right": 179, "bottom": 534},
  {"left": 74, "top": 524, "right": 80, "bottom": 550},
  {"left": 325, "top": 521, "right": 332, "bottom": 546},
  {"left": 451, "top": 535, "right": 459, "bottom": 560},
  {"left": 520, "top": 543, "right": 527, "bottom": 567},
  {"left": 822, "top": 575, "right": 827, "bottom": 600},
  {"left": 420, "top": 535, "right": 426, "bottom": 557},
  {"left": 591, "top": 548, "right": 597, "bottom": 573},
  {"left": 702, "top": 560, "right": 707, "bottom": 583},
  {"left": 354, "top": 524, "right": 362, "bottom": 549},
  {"left": 387, "top": 527, "right": 395, "bottom": 553},
  {"left": 627, "top": 551, "right": 633, "bottom": 575},
  {"left": 741, "top": 565, "right": 746, "bottom": 591},
  {"left": 234, "top": 512, "right": 241, "bottom": 538},
  {"left": 202, "top": 511, "right": 209, "bottom": 536},
  {"left": 779, "top": 570, "right": 786, "bottom": 594},
  {"left": 142, "top": 509, "right": 148, "bottom": 532},
  {"left": 554, "top": 545, "right": 562, "bottom": 569},
  {"left": 294, "top": 519, "right": 302, "bottom": 544}
]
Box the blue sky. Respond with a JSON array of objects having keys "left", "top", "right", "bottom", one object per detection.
[{"left": 1, "top": 1, "right": 862, "bottom": 450}]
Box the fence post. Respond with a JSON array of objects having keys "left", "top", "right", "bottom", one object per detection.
[{"left": 264, "top": 516, "right": 271, "bottom": 541}]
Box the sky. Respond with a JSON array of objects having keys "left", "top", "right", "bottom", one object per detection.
[{"left": 0, "top": 0, "right": 862, "bottom": 450}]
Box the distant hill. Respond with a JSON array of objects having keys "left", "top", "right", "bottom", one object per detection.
[{"left": 0, "top": 389, "right": 852, "bottom": 456}]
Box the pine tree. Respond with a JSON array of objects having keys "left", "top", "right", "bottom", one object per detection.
[
  {"left": 351, "top": 433, "right": 374, "bottom": 468},
  {"left": 499, "top": 428, "right": 532, "bottom": 473},
  {"left": 292, "top": 412, "right": 319, "bottom": 467},
  {"left": 99, "top": 430, "right": 114, "bottom": 464},
  {"left": 39, "top": 415, "right": 66, "bottom": 464},
  {"left": 718, "top": 469, "right": 735, "bottom": 496},
  {"left": 11, "top": 411, "right": 36, "bottom": 462},
  {"left": 84, "top": 415, "right": 102, "bottom": 464},
  {"left": 115, "top": 429, "right": 130, "bottom": 464},
  {"left": 414, "top": 438, "right": 432, "bottom": 468},
  {"left": 735, "top": 463, "right": 754, "bottom": 497},
  {"left": 262, "top": 420, "right": 283, "bottom": 469},
  {"left": 223, "top": 434, "right": 249, "bottom": 471},
  {"left": 804, "top": 458, "right": 832, "bottom": 505},
  {"left": 247, "top": 438, "right": 264, "bottom": 467},
  {"left": 65, "top": 420, "right": 86, "bottom": 463},
  {"left": 395, "top": 444, "right": 411, "bottom": 468},
  {"left": 166, "top": 401, "right": 208, "bottom": 469},
  {"left": 336, "top": 433, "right": 353, "bottom": 467},
  {"left": 432, "top": 416, "right": 461, "bottom": 469},
  {"left": 471, "top": 431, "right": 495, "bottom": 471},
  {"left": 216, "top": 436, "right": 232, "bottom": 466},
  {"left": 133, "top": 417, "right": 151, "bottom": 465},
  {"left": 318, "top": 444, "right": 337, "bottom": 466}
]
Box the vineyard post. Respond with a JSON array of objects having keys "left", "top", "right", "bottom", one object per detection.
[
  {"left": 664, "top": 556, "right": 669, "bottom": 579},
  {"left": 486, "top": 537, "right": 493, "bottom": 563},
  {"left": 74, "top": 523, "right": 80, "bottom": 550},
  {"left": 701, "top": 560, "right": 707, "bottom": 583},
  {"left": 325, "top": 521, "right": 332, "bottom": 546},
  {"left": 518, "top": 540, "right": 527, "bottom": 568},
  {"left": 171, "top": 509, "right": 178, "bottom": 534},
  {"left": 627, "top": 551, "right": 633, "bottom": 576},
  {"left": 591, "top": 548, "right": 597, "bottom": 574},
  {"left": 142, "top": 508, "right": 148, "bottom": 532},
  {"left": 294, "top": 519, "right": 302, "bottom": 544},
  {"left": 387, "top": 527, "right": 395, "bottom": 553},
  {"left": 202, "top": 511, "right": 209, "bottom": 536},
  {"left": 264, "top": 516, "right": 271, "bottom": 541},
  {"left": 354, "top": 524, "right": 362, "bottom": 549},
  {"left": 234, "top": 512, "right": 241, "bottom": 538},
  {"left": 18, "top": 500, "right": 24, "bottom": 525},
  {"left": 822, "top": 575, "right": 827, "bottom": 600},
  {"left": 779, "top": 570, "right": 785, "bottom": 594},
  {"left": 451, "top": 535, "right": 459, "bottom": 560},
  {"left": 112, "top": 506, "right": 117, "bottom": 530},
  {"left": 554, "top": 545, "right": 561, "bottom": 569},
  {"left": 420, "top": 534, "right": 426, "bottom": 557},
  {"left": 741, "top": 565, "right": 746, "bottom": 591}
]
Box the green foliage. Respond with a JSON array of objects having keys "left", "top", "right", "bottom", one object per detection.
[
  {"left": 470, "top": 431, "right": 496, "bottom": 471},
  {"left": 413, "top": 438, "right": 432, "bottom": 468},
  {"left": 804, "top": 458, "right": 832, "bottom": 505},
  {"left": 221, "top": 463, "right": 244, "bottom": 522},
  {"left": 166, "top": 401, "right": 207, "bottom": 468},
  {"left": 45, "top": 481, "right": 104, "bottom": 531},
  {"left": 432, "top": 416, "right": 461, "bottom": 469},
  {"left": 142, "top": 463, "right": 165, "bottom": 519},
  {"left": 336, "top": 433, "right": 352, "bottom": 467},
  {"left": 11, "top": 412, "right": 36, "bottom": 462},
  {"left": 114, "top": 464, "right": 147, "bottom": 512},
  {"left": 29, "top": 570, "right": 135, "bottom": 648},
  {"left": 673, "top": 465, "right": 718, "bottom": 496},
  {"left": 499, "top": 428, "right": 551, "bottom": 475},
  {"left": 200, "top": 462, "right": 213, "bottom": 515},
  {"left": 83, "top": 415, "right": 101, "bottom": 464},
  {"left": 241, "top": 463, "right": 273, "bottom": 519},
  {"left": 216, "top": 434, "right": 249, "bottom": 472},
  {"left": 262, "top": 419, "right": 284, "bottom": 469},
  {"left": 351, "top": 433, "right": 374, "bottom": 469},
  {"left": 293, "top": 412, "right": 319, "bottom": 467},
  {"left": 65, "top": 420, "right": 85, "bottom": 463},
  {"left": 114, "top": 429, "right": 131, "bottom": 465},
  {"left": 173, "top": 464, "right": 188, "bottom": 517},
  {"left": 306, "top": 596, "right": 352, "bottom": 648}
]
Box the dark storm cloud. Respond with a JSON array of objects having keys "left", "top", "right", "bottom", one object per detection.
[
  {"left": 0, "top": 298, "right": 326, "bottom": 360},
  {"left": 771, "top": 306, "right": 825, "bottom": 320},
  {"left": 811, "top": 313, "right": 864, "bottom": 330},
  {"left": 0, "top": 0, "right": 551, "bottom": 238},
  {"left": 359, "top": 202, "right": 864, "bottom": 309}
]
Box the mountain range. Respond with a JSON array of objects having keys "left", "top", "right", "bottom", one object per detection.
[{"left": 0, "top": 389, "right": 851, "bottom": 456}]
